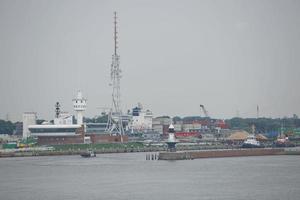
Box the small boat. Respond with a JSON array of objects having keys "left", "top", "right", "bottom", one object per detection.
[{"left": 80, "top": 150, "right": 96, "bottom": 158}]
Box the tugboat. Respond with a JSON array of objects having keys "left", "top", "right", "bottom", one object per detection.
[
  {"left": 80, "top": 149, "right": 96, "bottom": 158},
  {"left": 242, "top": 134, "right": 262, "bottom": 148},
  {"left": 274, "top": 137, "right": 295, "bottom": 147},
  {"left": 241, "top": 125, "right": 263, "bottom": 148},
  {"left": 274, "top": 124, "right": 295, "bottom": 147}
]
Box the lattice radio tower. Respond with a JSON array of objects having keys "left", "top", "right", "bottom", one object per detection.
[{"left": 105, "top": 12, "right": 125, "bottom": 138}]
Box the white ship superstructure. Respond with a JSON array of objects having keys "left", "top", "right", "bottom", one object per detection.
[{"left": 130, "top": 103, "right": 153, "bottom": 131}]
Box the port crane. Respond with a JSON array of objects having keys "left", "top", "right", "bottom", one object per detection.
[
  {"left": 200, "top": 104, "right": 209, "bottom": 118},
  {"left": 200, "top": 104, "right": 216, "bottom": 133}
]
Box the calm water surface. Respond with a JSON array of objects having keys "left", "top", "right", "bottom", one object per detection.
[{"left": 0, "top": 153, "right": 299, "bottom": 200}]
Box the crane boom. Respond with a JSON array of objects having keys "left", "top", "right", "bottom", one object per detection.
[{"left": 200, "top": 104, "right": 209, "bottom": 118}]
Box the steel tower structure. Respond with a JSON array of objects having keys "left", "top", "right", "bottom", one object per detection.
[{"left": 105, "top": 12, "right": 125, "bottom": 139}]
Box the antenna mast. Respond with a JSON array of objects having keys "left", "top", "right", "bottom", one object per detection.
[
  {"left": 114, "top": 11, "right": 117, "bottom": 55},
  {"left": 106, "top": 12, "right": 125, "bottom": 140}
]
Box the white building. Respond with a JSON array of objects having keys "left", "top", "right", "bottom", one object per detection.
[
  {"left": 152, "top": 124, "right": 163, "bottom": 135},
  {"left": 23, "top": 91, "right": 86, "bottom": 138},
  {"left": 152, "top": 117, "right": 172, "bottom": 126},
  {"left": 152, "top": 116, "right": 172, "bottom": 135},
  {"left": 182, "top": 123, "right": 202, "bottom": 132},
  {"left": 29, "top": 124, "right": 81, "bottom": 136},
  {"left": 22, "top": 112, "right": 37, "bottom": 138},
  {"left": 173, "top": 124, "right": 182, "bottom": 132},
  {"left": 72, "top": 91, "right": 87, "bottom": 125},
  {"left": 54, "top": 112, "right": 73, "bottom": 125}
]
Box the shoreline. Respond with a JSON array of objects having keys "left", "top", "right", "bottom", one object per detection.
[
  {"left": 0, "top": 147, "right": 162, "bottom": 158},
  {"left": 1, "top": 146, "right": 300, "bottom": 159}
]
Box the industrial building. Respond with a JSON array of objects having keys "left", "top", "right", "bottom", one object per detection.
[
  {"left": 152, "top": 116, "right": 172, "bottom": 135},
  {"left": 23, "top": 91, "right": 87, "bottom": 145},
  {"left": 22, "top": 112, "right": 37, "bottom": 138},
  {"left": 22, "top": 90, "right": 127, "bottom": 145},
  {"left": 35, "top": 125, "right": 85, "bottom": 145}
]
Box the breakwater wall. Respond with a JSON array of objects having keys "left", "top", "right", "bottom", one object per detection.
[
  {"left": 0, "top": 145, "right": 240, "bottom": 158},
  {"left": 0, "top": 146, "right": 164, "bottom": 158},
  {"left": 1, "top": 146, "right": 299, "bottom": 158},
  {"left": 158, "top": 148, "right": 299, "bottom": 160}
]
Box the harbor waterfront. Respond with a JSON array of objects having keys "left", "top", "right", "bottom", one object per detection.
[
  {"left": 0, "top": 153, "right": 299, "bottom": 200},
  {"left": 1, "top": 142, "right": 299, "bottom": 158},
  {"left": 1, "top": 141, "right": 300, "bottom": 158},
  {"left": 1, "top": 1, "right": 300, "bottom": 200}
]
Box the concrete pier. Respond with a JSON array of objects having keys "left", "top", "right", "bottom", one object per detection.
[{"left": 158, "top": 148, "right": 300, "bottom": 160}]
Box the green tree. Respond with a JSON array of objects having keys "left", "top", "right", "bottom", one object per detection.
[{"left": 0, "top": 120, "right": 15, "bottom": 135}]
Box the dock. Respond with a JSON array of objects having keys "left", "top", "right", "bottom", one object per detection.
[{"left": 158, "top": 148, "right": 300, "bottom": 160}]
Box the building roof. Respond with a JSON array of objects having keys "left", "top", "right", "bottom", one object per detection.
[{"left": 28, "top": 124, "right": 81, "bottom": 129}]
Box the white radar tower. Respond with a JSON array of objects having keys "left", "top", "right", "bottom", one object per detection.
[
  {"left": 105, "top": 12, "right": 125, "bottom": 139},
  {"left": 73, "top": 90, "right": 87, "bottom": 125}
]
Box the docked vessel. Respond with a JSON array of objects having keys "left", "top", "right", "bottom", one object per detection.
[
  {"left": 274, "top": 137, "right": 295, "bottom": 147},
  {"left": 274, "top": 125, "right": 295, "bottom": 147},
  {"left": 241, "top": 125, "right": 263, "bottom": 148},
  {"left": 80, "top": 150, "right": 96, "bottom": 158},
  {"left": 241, "top": 134, "right": 262, "bottom": 148}
]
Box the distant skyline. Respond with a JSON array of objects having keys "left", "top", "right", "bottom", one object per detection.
[{"left": 0, "top": 0, "right": 300, "bottom": 122}]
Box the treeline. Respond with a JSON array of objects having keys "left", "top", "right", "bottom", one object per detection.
[
  {"left": 225, "top": 117, "right": 300, "bottom": 133},
  {"left": 84, "top": 115, "right": 108, "bottom": 123},
  {"left": 0, "top": 120, "right": 15, "bottom": 135},
  {"left": 172, "top": 116, "right": 300, "bottom": 134}
]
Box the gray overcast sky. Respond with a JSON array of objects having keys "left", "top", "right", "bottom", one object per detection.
[{"left": 0, "top": 0, "right": 299, "bottom": 121}]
